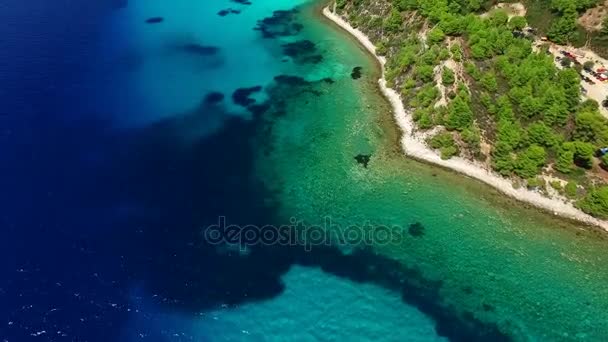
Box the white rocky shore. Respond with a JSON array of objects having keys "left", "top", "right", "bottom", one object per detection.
[{"left": 322, "top": 7, "right": 608, "bottom": 231}]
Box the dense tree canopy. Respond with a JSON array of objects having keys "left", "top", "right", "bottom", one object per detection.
[
  {"left": 580, "top": 186, "right": 608, "bottom": 218},
  {"left": 341, "top": 0, "right": 608, "bottom": 218},
  {"left": 509, "top": 16, "right": 527, "bottom": 30}
]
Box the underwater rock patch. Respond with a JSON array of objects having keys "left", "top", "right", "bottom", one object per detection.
[
  {"left": 254, "top": 10, "right": 302, "bottom": 39},
  {"left": 204, "top": 92, "right": 225, "bottom": 105},
  {"left": 408, "top": 222, "right": 425, "bottom": 237},
  {"left": 303, "top": 89, "right": 322, "bottom": 97},
  {"left": 482, "top": 303, "right": 495, "bottom": 312},
  {"left": 282, "top": 40, "right": 315, "bottom": 57},
  {"left": 269, "top": 75, "right": 330, "bottom": 100},
  {"left": 232, "top": 86, "right": 262, "bottom": 107},
  {"left": 302, "top": 55, "right": 323, "bottom": 64},
  {"left": 273, "top": 75, "right": 310, "bottom": 87},
  {"left": 281, "top": 40, "right": 324, "bottom": 64},
  {"left": 354, "top": 154, "right": 371, "bottom": 168},
  {"left": 274, "top": 75, "right": 310, "bottom": 86},
  {"left": 231, "top": 0, "right": 252, "bottom": 4},
  {"left": 322, "top": 77, "right": 335, "bottom": 84},
  {"left": 351, "top": 66, "right": 363, "bottom": 80},
  {"left": 247, "top": 102, "right": 271, "bottom": 116},
  {"left": 179, "top": 44, "right": 220, "bottom": 56},
  {"left": 145, "top": 17, "right": 164, "bottom": 24},
  {"left": 218, "top": 8, "right": 241, "bottom": 17}
]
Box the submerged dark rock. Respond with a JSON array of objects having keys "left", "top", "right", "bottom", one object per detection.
[
  {"left": 145, "top": 17, "right": 164, "bottom": 24},
  {"left": 231, "top": 0, "right": 252, "bottom": 4},
  {"left": 247, "top": 102, "right": 271, "bottom": 116},
  {"left": 281, "top": 40, "right": 324, "bottom": 64},
  {"left": 322, "top": 77, "right": 335, "bottom": 84},
  {"left": 408, "top": 222, "right": 425, "bottom": 237},
  {"left": 232, "top": 86, "right": 263, "bottom": 107},
  {"left": 303, "top": 89, "right": 323, "bottom": 97},
  {"left": 180, "top": 44, "right": 220, "bottom": 56},
  {"left": 282, "top": 40, "right": 316, "bottom": 57},
  {"left": 254, "top": 9, "right": 302, "bottom": 39},
  {"left": 302, "top": 55, "right": 323, "bottom": 64},
  {"left": 204, "top": 92, "right": 225, "bottom": 104},
  {"left": 269, "top": 75, "right": 330, "bottom": 99},
  {"left": 351, "top": 66, "right": 363, "bottom": 80},
  {"left": 354, "top": 154, "right": 371, "bottom": 168},
  {"left": 273, "top": 75, "right": 309, "bottom": 87},
  {"left": 218, "top": 8, "right": 241, "bottom": 16}
]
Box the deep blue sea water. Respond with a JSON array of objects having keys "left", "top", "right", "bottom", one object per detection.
[{"left": 0, "top": 0, "right": 305, "bottom": 340}]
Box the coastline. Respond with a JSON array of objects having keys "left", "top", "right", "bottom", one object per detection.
[{"left": 321, "top": 6, "right": 608, "bottom": 231}]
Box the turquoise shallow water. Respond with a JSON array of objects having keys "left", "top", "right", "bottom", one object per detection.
[
  {"left": 195, "top": 266, "right": 448, "bottom": 341},
  {"left": 92, "top": 0, "right": 310, "bottom": 125}
]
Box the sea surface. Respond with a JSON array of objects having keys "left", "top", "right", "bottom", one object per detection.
[{"left": 2, "top": 0, "right": 608, "bottom": 341}]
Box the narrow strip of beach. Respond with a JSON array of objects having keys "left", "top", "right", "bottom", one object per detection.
[{"left": 321, "top": 6, "right": 608, "bottom": 231}]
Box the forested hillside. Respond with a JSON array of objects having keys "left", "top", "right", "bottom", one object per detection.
[{"left": 334, "top": 0, "right": 608, "bottom": 218}]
